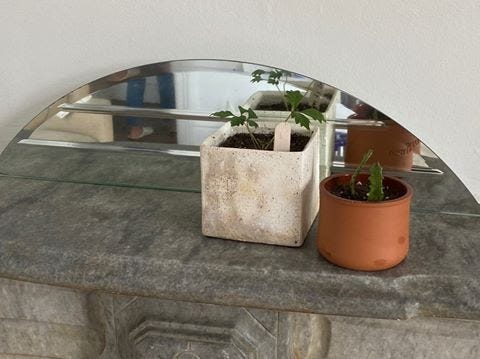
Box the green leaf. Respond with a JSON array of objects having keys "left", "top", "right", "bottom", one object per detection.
[
  {"left": 301, "top": 108, "right": 326, "bottom": 123},
  {"left": 239, "top": 106, "right": 258, "bottom": 123},
  {"left": 230, "top": 115, "right": 246, "bottom": 127},
  {"left": 212, "top": 106, "right": 258, "bottom": 130},
  {"left": 292, "top": 111, "right": 311, "bottom": 130},
  {"left": 267, "top": 69, "right": 283, "bottom": 85},
  {"left": 251, "top": 69, "right": 266, "bottom": 83},
  {"left": 251, "top": 69, "right": 266, "bottom": 76},
  {"left": 247, "top": 108, "right": 258, "bottom": 119},
  {"left": 285, "top": 90, "right": 303, "bottom": 111},
  {"left": 238, "top": 106, "right": 248, "bottom": 115},
  {"left": 367, "top": 162, "right": 385, "bottom": 201},
  {"left": 211, "top": 110, "right": 234, "bottom": 118}
]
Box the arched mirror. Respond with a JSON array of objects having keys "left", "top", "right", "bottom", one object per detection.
[{"left": 0, "top": 60, "right": 478, "bottom": 216}]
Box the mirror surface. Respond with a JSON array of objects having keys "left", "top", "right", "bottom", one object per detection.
[{"left": 0, "top": 60, "right": 478, "bottom": 216}]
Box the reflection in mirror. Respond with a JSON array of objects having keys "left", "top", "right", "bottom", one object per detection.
[
  {"left": 0, "top": 60, "right": 478, "bottom": 215},
  {"left": 342, "top": 102, "right": 421, "bottom": 171}
]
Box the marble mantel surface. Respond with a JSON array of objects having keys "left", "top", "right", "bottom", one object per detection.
[{"left": 0, "top": 176, "right": 478, "bottom": 321}]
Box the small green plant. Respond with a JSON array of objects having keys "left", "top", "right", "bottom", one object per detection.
[
  {"left": 211, "top": 69, "right": 326, "bottom": 150},
  {"left": 349, "top": 149, "right": 385, "bottom": 201}
]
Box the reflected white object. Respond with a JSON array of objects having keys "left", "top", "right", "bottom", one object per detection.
[{"left": 30, "top": 98, "right": 113, "bottom": 143}]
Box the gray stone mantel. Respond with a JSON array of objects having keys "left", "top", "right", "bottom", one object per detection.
[{"left": 0, "top": 176, "right": 479, "bottom": 323}]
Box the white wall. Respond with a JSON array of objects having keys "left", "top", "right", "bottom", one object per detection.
[{"left": 0, "top": 1, "right": 479, "bottom": 202}]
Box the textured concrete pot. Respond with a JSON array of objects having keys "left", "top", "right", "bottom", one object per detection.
[
  {"left": 244, "top": 89, "right": 339, "bottom": 178},
  {"left": 201, "top": 122, "right": 320, "bottom": 247},
  {"left": 317, "top": 174, "right": 412, "bottom": 271}
]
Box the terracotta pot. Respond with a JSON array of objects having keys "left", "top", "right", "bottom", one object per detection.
[
  {"left": 345, "top": 120, "right": 420, "bottom": 171},
  {"left": 317, "top": 174, "right": 412, "bottom": 271}
]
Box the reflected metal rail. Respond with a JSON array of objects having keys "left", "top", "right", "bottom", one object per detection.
[
  {"left": 59, "top": 103, "right": 226, "bottom": 122},
  {"left": 331, "top": 161, "right": 443, "bottom": 176},
  {"left": 59, "top": 103, "right": 387, "bottom": 128}
]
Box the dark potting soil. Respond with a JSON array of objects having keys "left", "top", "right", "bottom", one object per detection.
[
  {"left": 255, "top": 102, "right": 328, "bottom": 112},
  {"left": 220, "top": 133, "right": 310, "bottom": 151},
  {"left": 331, "top": 181, "right": 404, "bottom": 201}
]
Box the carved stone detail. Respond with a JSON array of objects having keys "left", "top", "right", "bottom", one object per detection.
[{"left": 113, "top": 296, "right": 276, "bottom": 358}]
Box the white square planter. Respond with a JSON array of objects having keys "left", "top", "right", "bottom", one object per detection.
[
  {"left": 243, "top": 88, "right": 339, "bottom": 175},
  {"left": 200, "top": 122, "right": 319, "bottom": 247},
  {"left": 244, "top": 88, "right": 339, "bottom": 122}
]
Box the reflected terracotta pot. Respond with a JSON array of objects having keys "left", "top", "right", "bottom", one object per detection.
[
  {"left": 317, "top": 174, "right": 412, "bottom": 271},
  {"left": 345, "top": 120, "right": 420, "bottom": 171}
]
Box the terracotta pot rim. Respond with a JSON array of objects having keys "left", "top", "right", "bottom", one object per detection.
[{"left": 320, "top": 173, "right": 412, "bottom": 208}]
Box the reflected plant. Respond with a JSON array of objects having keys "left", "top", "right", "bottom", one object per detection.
[{"left": 211, "top": 69, "right": 326, "bottom": 150}]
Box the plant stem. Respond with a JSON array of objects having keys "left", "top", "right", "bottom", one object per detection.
[
  {"left": 245, "top": 123, "right": 262, "bottom": 149},
  {"left": 263, "top": 137, "right": 273, "bottom": 150},
  {"left": 349, "top": 149, "right": 373, "bottom": 197},
  {"left": 276, "top": 84, "right": 290, "bottom": 111},
  {"left": 275, "top": 72, "right": 293, "bottom": 111}
]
